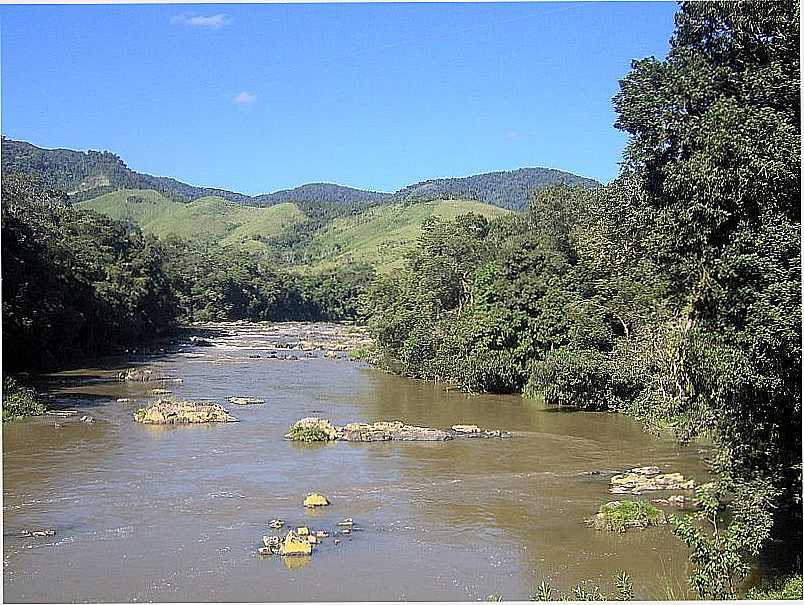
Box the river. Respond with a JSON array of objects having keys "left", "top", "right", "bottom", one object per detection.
[{"left": 3, "top": 322, "right": 705, "bottom": 602}]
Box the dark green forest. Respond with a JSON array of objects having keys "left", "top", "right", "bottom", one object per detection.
[
  {"left": 1, "top": 138, "right": 251, "bottom": 204},
  {"left": 1, "top": 0, "right": 800, "bottom": 597},
  {"left": 362, "top": 1, "right": 800, "bottom": 598}
]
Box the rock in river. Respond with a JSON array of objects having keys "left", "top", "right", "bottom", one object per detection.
[
  {"left": 609, "top": 467, "right": 695, "bottom": 494},
  {"left": 133, "top": 399, "right": 238, "bottom": 424},
  {"left": 227, "top": 396, "right": 266, "bottom": 406},
  {"left": 118, "top": 367, "right": 170, "bottom": 382},
  {"left": 285, "top": 417, "right": 511, "bottom": 442},
  {"left": 303, "top": 493, "right": 330, "bottom": 508},
  {"left": 279, "top": 531, "right": 313, "bottom": 556},
  {"left": 340, "top": 421, "right": 452, "bottom": 442}
]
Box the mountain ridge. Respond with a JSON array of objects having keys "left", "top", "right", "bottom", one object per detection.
[{"left": 2, "top": 137, "right": 599, "bottom": 211}]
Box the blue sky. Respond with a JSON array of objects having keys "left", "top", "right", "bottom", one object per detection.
[{"left": 1, "top": 2, "right": 677, "bottom": 195}]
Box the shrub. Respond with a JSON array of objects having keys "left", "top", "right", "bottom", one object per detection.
[
  {"left": 590, "top": 500, "right": 666, "bottom": 532},
  {"left": 285, "top": 418, "right": 337, "bottom": 442},
  {"left": 2, "top": 377, "right": 46, "bottom": 421},
  {"left": 747, "top": 575, "right": 803, "bottom": 600},
  {"left": 524, "top": 347, "right": 644, "bottom": 411}
]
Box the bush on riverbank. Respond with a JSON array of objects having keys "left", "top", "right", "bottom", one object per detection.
[
  {"left": 2, "top": 377, "right": 46, "bottom": 421},
  {"left": 747, "top": 575, "right": 803, "bottom": 600},
  {"left": 590, "top": 500, "right": 666, "bottom": 532}
]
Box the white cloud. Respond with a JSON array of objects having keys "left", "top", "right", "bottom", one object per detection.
[
  {"left": 232, "top": 91, "right": 257, "bottom": 105},
  {"left": 504, "top": 130, "right": 525, "bottom": 141},
  {"left": 171, "top": 14, "right": 230, "bottom": 30}
]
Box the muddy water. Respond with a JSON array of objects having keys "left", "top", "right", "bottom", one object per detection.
[{"left": 3, "top": 323, "right": 704, "bottom": 602}]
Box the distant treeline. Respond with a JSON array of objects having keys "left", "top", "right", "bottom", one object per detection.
[{"left": 1, "top": 173, "right": 373, "bottom": 372}]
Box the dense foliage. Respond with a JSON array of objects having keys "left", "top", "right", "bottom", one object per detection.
[
  {"left": 161, "top": 235, "right": 373, "bottom": 322},
  {"left": 362, "top": 0, "right": 801, "bottom": 596},
  {"left": 747, "top": 574, "right": 803, "bottom": 600},
  {"left": 2, "top": 377, "right": 46, "bottom": 421},
  {"left": 2, "top": 173, "right": 178, "bottom": 371},
  {"left": 363, "top": 185, "right": 604, "bottom": 393}
]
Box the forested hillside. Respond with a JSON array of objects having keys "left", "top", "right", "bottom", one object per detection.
[
  {"left": 362, "top": 1, "right": 800, "bottom": 598},
  {"left": 1, "top": 138, "right": 251, "bottom": 204},
  {"left": 392, "top": 167, "right": 599, "bottom": 210},
  {"left": 253, "top": 182, "right": 391, "bottom": 207}
]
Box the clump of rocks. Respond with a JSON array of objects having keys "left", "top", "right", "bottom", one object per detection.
[
  {"left": 133, "top": 399, "right": 238, "bottom": 424},
  {"left": 609, "top": 466, "right": 696, "bottom": 495},
  {"left": 117, "top": 367, "right": 171, "bottom": 382},
  {"left": 258, "top": 518, "right": 355, "bottom": 558},
  {"left": 227, "top": 396, "right": 266, "bottom": 406},
  {"left": 284, "top": 417, "right": 511, "bottom": 442}
]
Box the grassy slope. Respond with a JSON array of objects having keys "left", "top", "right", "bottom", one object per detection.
[
  {"left": 305, "top": 199, "right": 510, "bottom": 273},
  {"left": 80, "top": 189, "right": 304, "bottom": 244},
  {"left": 81, "top": 191, "right": 510, "bottom": 272}
]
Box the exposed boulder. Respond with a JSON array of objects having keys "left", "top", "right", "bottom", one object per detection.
[
  {"left": 609, "top": 467, "right": 696, "bottom": 495},
  {"left": 303, "top": 493, "right": 330, "bottom": 508},
  {"left": 21, "top": 529, "right": 56, "bottom": 538},
  {"left": 279, "top": 531, "right": 313, "bottom": 556},
  {"left": 652, "top": 494, "right": 691, "bottom": 508},
  {"left": 285, "top": 417, "right": 511, "bottom": 442},
  {"left": 340, "top": 421, "right": 452, "bottom": 442},
  {"left": 117, "top": 367, "right": 170, "bottom": 382},
  {"left": 227, "top": 396, "right": 265, "bottom": 406},
  {"left": 133, "top": 399, "right": 238, "bottom": 424},
  {"left": 452, "top": 424, "right": 481, "bottom": 434}
]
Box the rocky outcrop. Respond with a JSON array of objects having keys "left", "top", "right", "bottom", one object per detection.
[
  {"left": 117, "top": 367, "right": 170, "bottom": 382},
  {"left": 285, "top": 417, "right": 511, "bottom": 442},
  {"left": 133, "top": 399, "right": 237, "bottom": 424},
  {"left": 340, "top": 421, "right": 452, "bottom": 442},
  {"left": 227, "top": 396, "right": 265, "bottom": 405},
  {"left": 609, "top": 466, "right": 695, "bottom": 495}
]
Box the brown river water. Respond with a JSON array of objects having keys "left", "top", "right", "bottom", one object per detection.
[{"left": 3, "top": 322, "right": 706, "bottom": 602}]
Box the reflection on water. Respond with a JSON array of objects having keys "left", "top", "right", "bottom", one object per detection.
[
  {"left": 282, "top": 555, "right": 312, "bottom": 571},
  {"left": 3, "top": 323, "right": 705, "bottom": 602}
]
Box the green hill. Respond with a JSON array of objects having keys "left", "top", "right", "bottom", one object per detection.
[
  {"left": 80, "top": 189, "right": 510, "bottom": 273},
  {"left": 80, "top": 189, "right": 305, "bottom": 245},
  {"left": 302, "top": 199, "right": 511, "bottom": 273}
]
